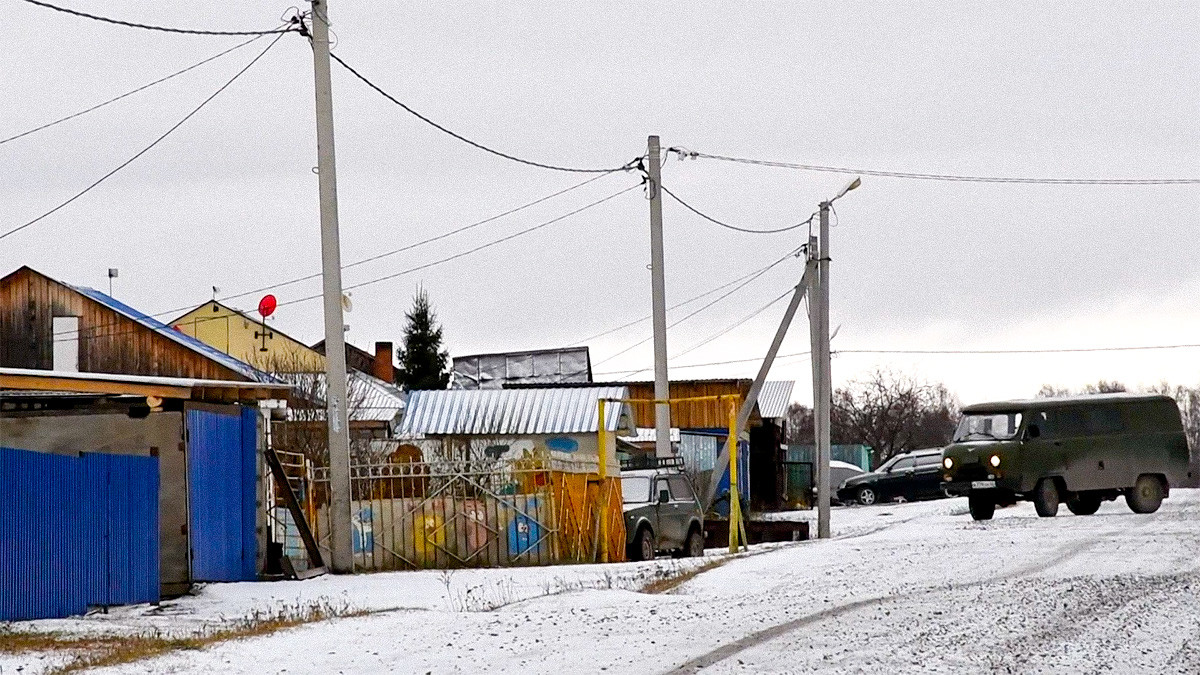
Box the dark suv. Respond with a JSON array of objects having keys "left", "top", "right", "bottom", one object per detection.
[
  {"left": 621, "top": 465, "right": 705, "bottom": 561},
  {"left": 836, "top": 448, "right": 946, "bottom": 505}
]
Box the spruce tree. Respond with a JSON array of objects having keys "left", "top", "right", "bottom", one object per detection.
[{"left": 397, "top": 286, "right": 450, "bottom": 390}]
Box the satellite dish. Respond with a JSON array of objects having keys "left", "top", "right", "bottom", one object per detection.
[
  {"left": 258, "top": 294, "right": 277, "bottom": 318},
  {"left": 342, "top": 293, "right": 353, "bottom": 313}
]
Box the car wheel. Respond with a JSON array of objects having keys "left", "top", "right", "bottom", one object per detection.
[
  {"left": 1126, "top": 475, "right": 1164, "bottom": 514},
  {"left": 968, "top": 491, "right": 995, "bottom": 521},
  {"left": 1066, "top": 493, "right": 1102, "bottom": 516},
  {"left": 1033, "top": 478, "right": 1060, "bottom": 518},
  {"left": 629, "top": 526, "right": 655, "bottom": 561},
  {"left": 684, "top": 528, "right": 705, "bottom": 558},
  {"left": 857, "top": 486, "right": 877, "bottom": 506}
]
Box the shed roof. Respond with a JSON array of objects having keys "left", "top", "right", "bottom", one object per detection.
[
  {"left": 71, "top": 285, "right": 271, "bottom": 383},
  {"left": 0, "top": 367, "right": 289, "bottom": 403},
  {"left": 399, "top": 386, "right": 634, "bottom": 436},
  {"left": 757, "top": 381, "right": 796, "bottom": 419}
]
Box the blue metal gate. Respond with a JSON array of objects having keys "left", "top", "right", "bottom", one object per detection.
[
  {"left": 80, "top": 453, "right": 160, "bottom": 607},
  {"left": 0, "top": 447, "right": 160, "bottom": 621},
  {"left": 187, "top": 406, "right": 258, "bottom": 582}
]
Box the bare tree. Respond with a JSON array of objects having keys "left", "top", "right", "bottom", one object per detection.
[
  {"left": 786, "top": 369, "right": 959, "bottom": 467},
  {"left": 1037, "top": 380, "right": 1127, "bottom": 397}
]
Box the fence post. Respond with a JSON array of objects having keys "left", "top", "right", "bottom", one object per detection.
[{"left": 598, "top": 398, "right": 610, "bottom": 564}]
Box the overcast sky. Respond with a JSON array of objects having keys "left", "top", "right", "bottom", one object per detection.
[{"left": 4, "top": 1, "right": 1199, "bottom": 406}]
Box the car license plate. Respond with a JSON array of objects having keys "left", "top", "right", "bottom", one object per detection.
[{"left": 971, "top": 480, "right": 996, "bottom": 489}]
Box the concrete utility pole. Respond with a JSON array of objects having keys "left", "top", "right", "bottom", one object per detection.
[
  {"left": 815, "top": 205, "right": 833, "bottom": 540},
  {"left": 646, "top": 135, "right": 672, "bottom": 458},
  {"left": 814, "top": 177, "right": 860, "bottom": 540},
  {"left": 308, "top": 0, "right": 354, "bottom": 573}
]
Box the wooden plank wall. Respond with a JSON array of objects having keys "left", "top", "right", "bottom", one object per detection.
[
  {"left": 622, "top": 379, "right": 762, "bottom": 430},
  {"left": 0, "top": 267, "right": 246, "bottom": 381}
]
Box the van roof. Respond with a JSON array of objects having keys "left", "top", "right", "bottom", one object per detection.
[{"left": 962, "top": 393, "right": 1174, "bottom": 414}]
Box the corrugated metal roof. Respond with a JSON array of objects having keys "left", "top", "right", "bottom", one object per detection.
[
  {"left": 349, "top": 371, "right": 407, "bottom": 423},
  {"left": 399, "top": 386, "right": 633, "bottom": 436},
  {"left": 70, "top": 285, "right": 272, "bottom": 383},
  {"left": 758, "top": 381, "right": 796, "bottom": 419}
]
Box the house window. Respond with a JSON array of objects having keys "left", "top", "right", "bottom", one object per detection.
[{"left": 52, "top": 316, "right": 80, "bottom": 372}]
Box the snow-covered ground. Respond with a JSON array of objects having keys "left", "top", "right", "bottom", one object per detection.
[{"left": 7, "top": 491, "right": 1200, "bottom": 673}]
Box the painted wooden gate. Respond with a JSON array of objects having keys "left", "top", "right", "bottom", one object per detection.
[{"left": 186, "top": 406, "right": 257, "bottom": 582}]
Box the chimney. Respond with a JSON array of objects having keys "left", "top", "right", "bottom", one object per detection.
[{"left": 373, "top": 341, "right": 395, "bottom": 383}]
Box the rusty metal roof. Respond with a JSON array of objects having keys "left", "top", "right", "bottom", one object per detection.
[{"left": 398, "top": 386, "right": 633, "bottom": 436}]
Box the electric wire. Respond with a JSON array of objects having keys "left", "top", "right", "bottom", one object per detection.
[
  {"left": 49, "top": 174, "right": 634, "bottom": 341},
  {"left": 660, "top": 183, "right": 817, "bottom": 234},
  {"left": 20, "top": 0, "right": 300, "bottom": 36},
  {"left": 328, "top": 51, "right": 639, "bottom": 175},
  {"left": 217, "top": 170, "right": 623, "bottom": 305},
  {"left": 670, "top": 149, "right": 1200, "bottom": 185},
  {"left": 590, "top": 245, "right": 804, "bottom": 368},
  {"left": 269, "top": 183, "right": 641, "bottom": 310},
  {"left": 0, "top": 32, "right": 286, "bottom": 243},
  {"left": 1, "top": 36, "right": 266, "bottom": 146}
]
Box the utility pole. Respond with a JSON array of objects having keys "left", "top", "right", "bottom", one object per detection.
[
  {"left": 814, "top": 177, "right": 859, "bottom": 540},
  {"left": 647, "top": 135, "right": 671, "bottom": 458},
  {"left": 308, "top": 0, "right": 354, "bottom": 573},
  {"left": 814, "top": 207, "right": 832, "bottom": 540}
]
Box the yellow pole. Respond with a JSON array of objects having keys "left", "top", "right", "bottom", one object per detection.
[
  {"left": 727, "top": 395, "right": 741, "bottom": 554},
  {"left": 598, "top": 398, "right": 610, "bottom": 564}
]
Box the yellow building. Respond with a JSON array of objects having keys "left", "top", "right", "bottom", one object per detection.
[{"left": 170, "top": 301, "right": 325, "bottom": 373}]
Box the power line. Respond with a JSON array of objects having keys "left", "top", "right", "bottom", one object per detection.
[
  {"left": 0, "top": 32, "right": 286, "bottom": 243},
  {"left": 660, "top": 183, "right": 816, "bottom": 234},
  {"left": 591, "top": 245, "right": 805, "bottom": 368},
  {"left": 594, "top": 350, "right": 812, "bottom": 377},
  {"left": 218, "top": 170, "right": 622, "bottom": 305},
  {"left": 671, "top": 149, "right": 1200, "bottom": 186},
  {"left": 836, "top": 344, "right": 1200, "bottom": 355},
  {"left": 271, "top": 183, "right": 641, "bottom": 310},
  {"left": 20, "top": 0, "right": 300, "bottom": 36},
  {"left": 50, "top": 175, "right": 636, "bottom": 340},
  {"left": 328, "top": 51, "right": 639, "bottom": 175},
  {"left": 1, "top": 36, "right": 266, "bottom": 146}
]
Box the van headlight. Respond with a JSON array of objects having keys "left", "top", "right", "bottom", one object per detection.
[
  {"left": 943, "top": 457, "right": 954, "bottom": 469},
  {"left": 989, "top": 454, "right": 1001, "bottom": 468}
]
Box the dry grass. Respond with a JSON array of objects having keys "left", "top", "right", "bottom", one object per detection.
[
  {"left": 640, "top": 557, "right": 736, "bottom": 595},
  {"left": 0, "top": 599, "right": 366, "bottom": 674}
]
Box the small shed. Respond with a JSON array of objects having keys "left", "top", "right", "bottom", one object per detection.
[{"left": 0, "top": 369, "right": 289, "bottom": 620}]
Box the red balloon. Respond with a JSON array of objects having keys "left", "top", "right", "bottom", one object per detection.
[{"left": 258, "top": 294, "right": 277, "bottom": 318}]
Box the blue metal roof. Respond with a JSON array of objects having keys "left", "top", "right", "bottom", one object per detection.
[{"left": 70, "top": 285, "right": 271, "bottom": 383}]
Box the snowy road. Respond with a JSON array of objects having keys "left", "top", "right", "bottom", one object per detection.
[{"left": 14, "top": 491, "right": 1200, "bottom": 673}]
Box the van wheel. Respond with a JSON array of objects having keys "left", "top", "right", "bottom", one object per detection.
[
  {"left": 857, "top": 487, "right": 877, "bottom": 506},
  {"left": 1066, "top": 493, "right": 1102, "bottom": 516},
  {"left": 968, "top": 492, "right": 995, "bottom": 521},
  {"left": 1126, "top": 475, "right": 1165, "bottom": 514},
  {"left": 629, "top": 527, "right": 655, "bottom": 561},
  {"left": 1033, "top": 478, "right": 1060, "bottom": 517}
]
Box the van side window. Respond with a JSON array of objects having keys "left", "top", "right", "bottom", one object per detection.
[
  {"left": 1087, "top": 407, "right": 1124, "bottom": 435},
  {"left": 1055, "top": 408, "right": 1089, "bottom": 437}
]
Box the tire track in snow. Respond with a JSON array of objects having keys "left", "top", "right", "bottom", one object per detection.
[{"left": 666, "top": 515, "right": 1152, "bottom": 674}]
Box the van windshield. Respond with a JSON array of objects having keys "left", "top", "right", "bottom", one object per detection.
[{"left": 955, "top": 412, "right": 1022, "bottom": 442}]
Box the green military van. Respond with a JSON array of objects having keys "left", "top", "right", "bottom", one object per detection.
[{"left": 942, "top": 394, "right": 1192, "bottom": 521}]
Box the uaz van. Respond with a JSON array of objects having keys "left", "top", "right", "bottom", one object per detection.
[{"left": 942, "top": 394, "right": 1192, "bottom": 521}]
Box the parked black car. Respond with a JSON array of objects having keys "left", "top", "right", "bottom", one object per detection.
[{"left": 836, "top": 448, "right": 946, "bottom": 506}]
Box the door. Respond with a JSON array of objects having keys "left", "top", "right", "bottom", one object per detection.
[
  {"left": 655, "top": 477, "right": 685, "bottom": 550},
  {"left": 879, "top": 456, "right": 916, "bottom": 500},
  {"left": 911, "top": 454, "right": 945, "bottom": 498},
  {"left": 186, "top": 406, "right": 258, "bottom": 582},
  {"left": 80, "top": 453, "right": 160, "bottom": 607}
]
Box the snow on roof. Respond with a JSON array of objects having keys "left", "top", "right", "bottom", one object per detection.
[
  {"left": 961, "top": 393, "right": 1173, "bottom": 413},
  {"left": 349, "top": 370, "right": 407, "bottom": 423},
  {"left": 70, "top": 285, "right": 272, "bottom": 383},
  {"left": 619, "top": 427, "right": 682, "bottom": 443},
  {"left": 399, "top": 386, "right": 634, "bottom": 436}
]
